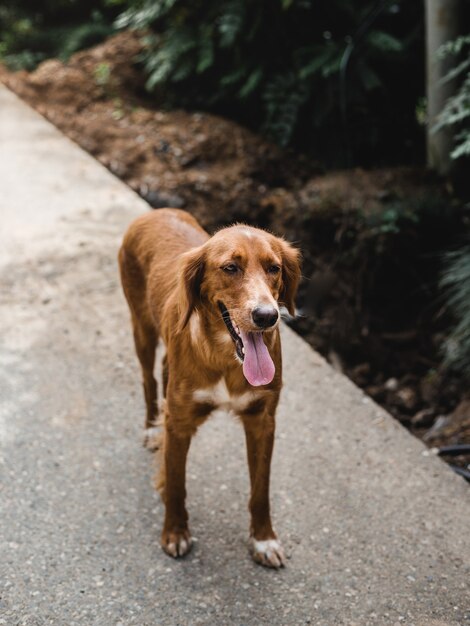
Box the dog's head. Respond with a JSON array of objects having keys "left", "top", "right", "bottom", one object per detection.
[{"left": 178, "top": 225, "right": 301, "bottom": 386}]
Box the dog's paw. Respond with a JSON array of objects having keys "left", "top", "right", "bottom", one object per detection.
[
  {"left": 143, "top": 425, "right": 163, "bottom": 451},
  {"left": 249, "top": 537, "right": 285, "bottom": 569},
  {"left": 161, "top": 529, "right": 193, "bottom": 559}
]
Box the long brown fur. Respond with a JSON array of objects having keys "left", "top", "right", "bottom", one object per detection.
[{"left": 119, "top": 208, "right": 300, "bottom": 568}]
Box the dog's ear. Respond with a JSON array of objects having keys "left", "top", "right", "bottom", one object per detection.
[
  {"left": 178, "top": 245, "right": 205, "bottom": 332},
  {"left": 279, "top": 240, "right": 301, "bottom": 316}
]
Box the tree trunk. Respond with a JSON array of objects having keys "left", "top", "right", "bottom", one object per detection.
[{"left": 425, "top": 0, "right": 461, "bottom": 175}]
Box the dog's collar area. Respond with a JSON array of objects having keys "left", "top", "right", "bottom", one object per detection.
[{"left": 218, "top": 301, "right": 244, "bottom": 361}]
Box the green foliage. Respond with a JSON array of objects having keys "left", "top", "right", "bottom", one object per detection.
[
  {"left": 0, "top": 2, "right": 117, "bottom": 70},
  {"left": 364, "top": 202, "right": 419, "bottom": 236},
  {"left": 0, "top": 0, "right": 425, "bottom": 163},
  {"left": 435, "top": 35, "right": 470, "bottom": 161},
  {"left": 432, "top": 36, "right": 470, "bottom": 377},
  {"left": 116, "top": 0, "right": 423, "bottom": 165},
  {"left": 93, "top": 61, "right": 112, "bottom": 86},
  {"left": 441, "top": 244, "right": 470, "bottom": 375}
]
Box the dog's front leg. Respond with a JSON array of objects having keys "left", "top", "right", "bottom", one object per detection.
[
  {"left": 241, "top": 411, "right": 285, "bottom": 569},
  {"left": 160, "top": 419, "right": 193, "bottom": 558}
]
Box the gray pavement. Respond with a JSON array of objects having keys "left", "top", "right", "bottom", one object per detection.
[{"left": 0, "top": 84, "right": 469, "bottom": 626}]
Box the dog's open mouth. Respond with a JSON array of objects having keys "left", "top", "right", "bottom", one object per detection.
[
  {"left": 218, "top": 302, "right": 275, "bottom": 387},
  {"left": 218, "top": 301, "right": 245, "bottom": 361}
]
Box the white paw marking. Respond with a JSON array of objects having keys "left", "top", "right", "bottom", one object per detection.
[
  {"left": 250, "top": 537, "right": 285, "bottom": 568},
  {"left": 165, "top": 536, "right": 192, "bottom": 558},
  {"left": 143, "top": 425, "right": 163, "bottom": 450},
  {"left": 145, "top": 426, "right": 162, "bottom": 438},
  {"left": 193, "top": 380, "right": 260, "bottom": 413}
]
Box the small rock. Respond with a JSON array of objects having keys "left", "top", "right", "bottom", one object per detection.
[
  {"left": 384, "top": 377, "right": 399, "bottom": 391},
  {"left": 396, "top": 386, "right": 418, "bottom": 411},
  {"left": 365, "top": 385, "right": 385, "bottom": 400},
  {"left": 144, "top": 190, "right": 185, "bottom": 209},
  {"left": 423, "top": 415, "right": 451, "bottom": 442},
  {"left": 153, "top": 140, "right": 170, "bottom": 154},
  {"left": 109, "top": 160, "right": 128, "bottom": 177},
  {"left": 411, "top": 408, "right": 435, "bottom": 427}
]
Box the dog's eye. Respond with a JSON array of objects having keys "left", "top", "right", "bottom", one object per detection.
[
  {"left": 267, "top": 265, "right": 281, "bottom": 275},
  {"left": 222, "top": 263, "right": 239, "bottom": 274}
]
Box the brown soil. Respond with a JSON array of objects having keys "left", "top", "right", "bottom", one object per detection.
[{"left": 2, "top": 32, "right": 468, "bottom": 474}]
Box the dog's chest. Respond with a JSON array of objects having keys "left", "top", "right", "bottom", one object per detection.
[{"left": 192, "top": 380, "right": 259, "bottom": 413}]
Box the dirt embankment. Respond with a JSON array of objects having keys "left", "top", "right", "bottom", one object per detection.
[{"left": 2, "top": 32, "right": 468, "bottom": 463}]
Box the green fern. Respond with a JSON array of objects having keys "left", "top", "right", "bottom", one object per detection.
[
  {"left": 263, "top": 73, "right": 309, "bottom": 146},
  {"left": 217, "top": 0, "right": 244, "bottom": 48},
  {"left": 115, "top": 0, "right": 177, "bottom": 30},
  {"left": 59, "top": 18, "right": 115, "bottom": 60},
  {"left": 441, "top": 244, "right": 470, "bottom": 375},
  {"left": 366, "top": 30, "right": 403, "bottom": 54},
  {"left": 114, "top": 0, "right": 420, "bottom": 162},
  {"left": 0, "top": 3, "right": 117, "bottom": 69},
  {"left": 435, "top": 35, "right": 470, "bottom": 161}
]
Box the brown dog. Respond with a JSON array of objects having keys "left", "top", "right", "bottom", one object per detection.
[{"left": 119, "top": 209, "right": 300, "bottom": 568}]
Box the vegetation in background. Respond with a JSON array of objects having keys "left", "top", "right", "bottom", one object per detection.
[
  {"left": 435, "top": 34, "right": 470, "bottom": 161},
  {"left": 1, "top": 0, "right": 468, "bottom": 380},
  {"left": 435, "top": 33, "right": 470, "bottom": 377},
  {"left": 116, "top": 0, "right": 424, "bottom": 167},
  {"left": 441, "top": 244, "right": 470, "bottom": 375},
  {"left": 0, "top": 0, "right": 118, "bottom": 70},
  {"left": 0, "top": 0, "right": 425, "bottom": 165}
]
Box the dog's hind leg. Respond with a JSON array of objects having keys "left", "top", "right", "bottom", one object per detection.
[
  {"left": 118, "top": 246, "right": 160, "bottom": 442},
  {"left": 132, "top": 319, "right": 158, "bottom": 431}
]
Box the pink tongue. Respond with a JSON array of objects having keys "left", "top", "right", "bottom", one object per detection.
[{"left": 240, "top": 330, "right": 275, "bottom": 386}]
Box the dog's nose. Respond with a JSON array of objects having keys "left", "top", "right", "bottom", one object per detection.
[{"left": 252, "top": 306, "right": 279, "bottom": 329}]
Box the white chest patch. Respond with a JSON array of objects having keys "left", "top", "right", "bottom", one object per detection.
[{"left": 193, "top": 380, "right": 260, "bottom": 413}]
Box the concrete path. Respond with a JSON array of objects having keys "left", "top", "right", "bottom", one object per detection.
[{"left": 0, "top": 84, "right": 468, "bottom": 626}]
